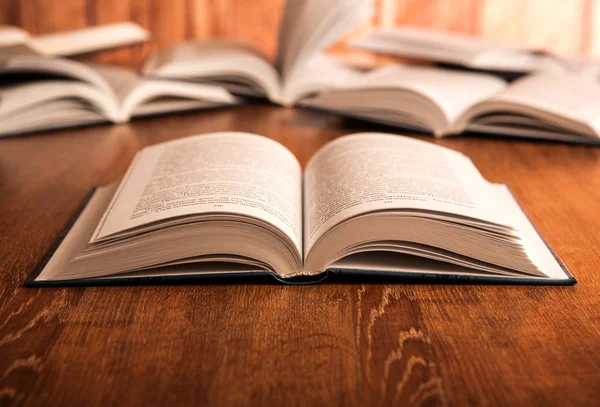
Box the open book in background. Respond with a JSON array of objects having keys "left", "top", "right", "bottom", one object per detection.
[
  {"left": 142, "top": 0, "right": 372, "bottom": 105},
  {"left": 0, "top": 56, "right": 238, "bottom": 137},
  {"left": 0, "top": 22, "right": 150, "bottom": 59},
  {"left": 300, "top": 64, "right": 600, "bottom": 144},
  {"left": 28, "top": 131, "right": 575, "bottom": 286},
  {"left": 0, "top": 0, "right": 371, "bottom": 136},
  {"left": 349, "top": 26, "right": 600, "bottom": 78}
]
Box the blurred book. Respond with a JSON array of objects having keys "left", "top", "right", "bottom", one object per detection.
[
  {"left": 0, "top": 22, "right": 150, "bottom": 59},
  {"left": 300, "top": 64, "right": 600, "bottom": 144},
  {"left": 349, "top": 26, "right": 573, "bottom": 75},
  {"left": 142, "top": 0, "right": 372, "bottom": 106},
  {"left": 0, "top": 56, "right": 238, "bottom": 137},
  {"left": 0, "top": 0, "right": 372, "bottom": 137}
]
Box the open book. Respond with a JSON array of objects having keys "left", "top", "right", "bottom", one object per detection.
[
  {"left": 28, "top": 132, "right": 574, "bottom": 286},
  {"left": 0, "top": 56, "right": 238, "bottom": 136},
  {"left": 349, "top": 26, "right": 573, "bottom": 75},
  {"left": 141, "top": 0, "right": 371, "bottom": 105},
  {"left": 0, "top": 22, "right": 150, "bottom": 59},
  {"left": 300, "top": 64, "right": 600, "bottom": 144}
]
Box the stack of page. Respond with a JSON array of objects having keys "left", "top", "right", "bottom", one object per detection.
[
  {"left": 0, "top": 22, "right": 239, "bottom": 136},
  {"left": 0, "top": 57, "right": 239, "bottom": 136}
]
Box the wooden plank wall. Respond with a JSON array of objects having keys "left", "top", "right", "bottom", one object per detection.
[{"left": 0, "top": 0, "right": 596, "bottom": 66}]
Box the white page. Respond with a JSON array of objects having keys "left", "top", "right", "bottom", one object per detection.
[
  {"left": 478, "top": 73, "right": 600, "bottom": 134},
  {"left": 29, "top": 22, "right": 150, "bottom": 57},
  {"left": 121, "top": 80, "right": 236, "bottom": 120},
  {"left": 0, "top": 81, "right": 117, "bottom": 120},
  {"left": 351, "top": 26, "right": 504, "bottom": 64},
  {"left": 283, "top": 54, "right": 362, "bottom": 102},
  {"left": 0, "top": 56, "right": 114, "bottom": 95},
  {"left": 491, "top": 185, "right": 569, "bottom": 280},
  {"left": 328, "top": 64, "right": 507, "bottom": 126},
  {"left": 303, "top": 133, "right": 514, "bottom": 253},
  {"left": 0, "top": 25, "right": 30, "bottom": 46},
  {"left": 90, "top": 64, "right": 140, "bottom": 104},
  {"left": 350, "top": 27, "right": 566, "bottom": 73},
  {"left": 92, "top": 64, "right": 237, "bottom": 121},
  {"left": 276, "top": 0, "right": 372, "bottom": 92},
  {"left": 0, "top": 26, "right": 37, "bottom": 58},
  {"left": 91, "top": 132, "right": 303, "bottom": 254},
  {"left": 142, "top": 40, "right": 282, "bottom": 102}
]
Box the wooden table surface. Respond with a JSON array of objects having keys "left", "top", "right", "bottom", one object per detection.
[{"left": 1, "top": 105, "right": 599, "bottom": 406}]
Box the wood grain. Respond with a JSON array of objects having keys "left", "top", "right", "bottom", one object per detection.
[
  {"left": 0, "top": 105, "right": 600, "bottom": 406},
  {"left": 387, "top": 0, "right": 480, "bottom": 35}
]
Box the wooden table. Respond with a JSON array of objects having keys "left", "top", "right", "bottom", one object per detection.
[{"left": 1, "top": 105, "right": 599, "bottom": 406}]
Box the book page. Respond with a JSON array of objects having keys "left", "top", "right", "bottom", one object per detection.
[
  {"left": 0, "top": 26, "right": 36, "bottom": 58},
  {"left": 0, "top": 80, "right": 117, "bottom": 121},
  {"left": 350, "top": 26, "right": 503, "bottom": 65},
  {"left": 29, "top": 22, "right": 149, "bottom": 57},
  {"left": 89, "top": 64, "right": 236, "bottom": 120},
  {"left": 276, "top": 0, "right": 371, "bottom": 89},
  {"left": 91, "top": 132, "right": 303, "bottom": 254},
  {"left": 0, "top": 26, "right": 30, "bottom": 46},
  {"left": 303, "top": 133, "right": 513, "bottom": 254},
  {"left": 121, "top": 81, "right": 236, "bottom": 120},
  {"left": 0, "top": 56, "right": 114, "bottom": 95},
  {"left": 282, "top": 54, "right": 362, "bottom": 103},
  {"left": 90, "top": 64, "right": 141, "bottom": 104},
  {"left": 479, "top": 73, "right": 600, "bottom": 135},
  {"left": 332, "top": 64, "right": 506, "bottom": 126},
  {"left": 142, "top": 40, "right": 269, "bottom": 74},
  {"left": 350, "top": 27, "right": 566, "bottom": 73},
  {"left": 142, "top": 41, "right": 281, "bottom": 101}
]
